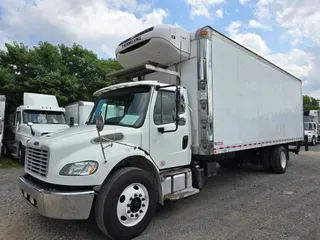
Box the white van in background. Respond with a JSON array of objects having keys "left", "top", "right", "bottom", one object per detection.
[{"left": 64, "top": 101, "right": 94, "bottom": 127}]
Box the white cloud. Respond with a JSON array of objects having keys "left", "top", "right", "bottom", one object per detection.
[
  {"left": 0, "top": 0, "right": 167, "bottom": 57},
  {"left": 226, "top": 21, "right": 242, "bottom": 35},
  {"left": 255, "top": 0, "right": 273, "bottom": 20},
  {"left": 215, "top": 9, "right": 224, "bottom": 18},
  {"left": 247, "top": 19, "right": 272, "bottom": 31},
  {"left": 226, "top": 21, "right": 269, "bottom": 55},
  {"left": 275, "top": 0, "right": 320, "bottom": 47},
  {"left": 185, "top": 0, "right": 225, "bottom": 18},
  {"left": 248, "top": 19, "right": 263, "bottom": 28},
  {"left": 239, "top": 0, "right": 250, "bottom": 5},
  {"left": 233, "top": 33, "right": 270, "bottom": 55},
  {"left": 265, "top": 49, "right": 314, "bottom": 79}
]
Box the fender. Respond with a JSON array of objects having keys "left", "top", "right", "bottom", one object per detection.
[{"left": 95, "top": 151, "right": 164, "bottom": 205}]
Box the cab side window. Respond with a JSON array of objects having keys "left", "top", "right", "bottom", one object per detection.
[
  {"left": 154, "top": 91, "right": 176, "bottom": 125},
  {"left": 16, "top": 112, "right": 21, "bottom": 124}
]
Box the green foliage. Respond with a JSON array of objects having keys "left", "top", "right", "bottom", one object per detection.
[
  {"left": 303, "top": 95, "right": 320, "bottom": 110},
  {"left": 0, "top": 41, "right": 122, "bottom": 118},
  {"left": 0, "top": 157, "right": 22, "bottom": 169}
]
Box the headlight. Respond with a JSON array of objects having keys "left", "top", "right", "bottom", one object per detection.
[{"left": 59, "top": 161, "right": 98, "bottom": 176}]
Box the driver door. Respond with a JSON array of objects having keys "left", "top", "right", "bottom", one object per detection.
[{"left": 149, "top": 88, "right": 191, "bottom": 169}]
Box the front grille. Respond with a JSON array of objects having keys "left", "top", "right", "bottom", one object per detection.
[{"left": 25, "top": 147, "right": 49, "bottom": 177}]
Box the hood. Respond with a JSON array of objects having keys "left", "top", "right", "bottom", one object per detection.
[
  {"left": 35, "top": 124, "right": 142, "bottom": 148},
  {"left": 31, "top": 124, "right": 70, "bottom": 136},
  {"left": 304, "top": 130, "right": 313, "bottom": 135}
]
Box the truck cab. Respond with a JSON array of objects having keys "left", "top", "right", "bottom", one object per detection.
[
  {"left": 5, "top": 93, "right": 69, "bottom": 164},
  {"left": 304, "top": 121, "right": 318, "bottom": 146}
]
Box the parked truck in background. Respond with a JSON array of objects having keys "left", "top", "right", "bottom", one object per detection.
[
  {"left": 0, "top": 95, "right": 6, "bottom": 156},
  {"left": 19, "top": 24, "right": 306, "bottom": 240},
  {"left": 303, "top": 110, "right": 320, "bottom": 145},
  {"left": 64, "top": 101, "right": 94, "bottom": 127},
  {"left": 3, "top": 93, "right": 69, "bottom": 164}
]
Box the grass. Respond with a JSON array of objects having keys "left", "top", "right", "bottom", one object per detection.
[{"left": 0, "top": 157, "right": 23, "bottom": 169}]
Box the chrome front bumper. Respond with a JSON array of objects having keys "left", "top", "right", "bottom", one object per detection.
[{"left": 19, "top": 175, "right": 95, "bottom": 220}]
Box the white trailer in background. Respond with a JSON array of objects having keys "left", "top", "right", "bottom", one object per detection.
[
  {"left": 19, "top": 24, "right": 306, "bottom": 240},
  {"left": 0, "top": 95, "right": 6, "bottom": 156},
  {"left": 4, "top": 93, "right": 69, "bottom": 164},
  {"left": 64, "top": 101, "right": 94, "bottom": 127}
]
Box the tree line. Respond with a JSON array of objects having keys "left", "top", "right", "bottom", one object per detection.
[
  {"left": 0, "top": 41, "right": 319, "bottom": 118},
  {"left": 0, "top": 41, "right": 122, "bottom": 117}
]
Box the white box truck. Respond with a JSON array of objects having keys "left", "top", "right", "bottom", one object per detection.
[
  {"left": 0, "top": 95, "right": 6, "bottom": 156},
  {"left": 19, "top": 24, "right": 307, "bottom": 240},
  {"left": 303, "top": 110, "right": 320, "bottom": 145},
  {"left": 4, "top": 93, "right": 69, "bottom": 164},
  {"left": 64, "top": 101, "right": 94, "bottom": 127}
]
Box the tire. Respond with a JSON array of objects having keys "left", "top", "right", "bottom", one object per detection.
[
  {"left": 1, "top": 143, "right": 8, "bottom": 157},
  {"left": 312, "top": 136, "right": 316, "bottom": 146},
  {"left": 270, "top": 145, "right": 288, "bottom": 174},
  {"left": 94, "top": 167, "right": 157, "bottom": 240},
  {"left": 18, "top": 144, "right": 25, "bottom": 165},
  {"left": 261, "top": 148, "right": 273, "bottom": 172}
]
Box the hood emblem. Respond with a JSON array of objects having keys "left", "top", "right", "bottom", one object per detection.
[
  {"left": 34, "top": 142, "right": 39, "bottom": 146},
  {"left": 92, "top": 132, "right": 124, "bottom": 143}
]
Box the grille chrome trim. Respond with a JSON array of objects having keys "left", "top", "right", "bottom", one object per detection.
[{"left": 25, "top": 147, "right": 49, "bottom": 177}]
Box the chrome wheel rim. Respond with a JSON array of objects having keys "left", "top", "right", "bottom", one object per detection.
[
  {"left": 280, "top": 151, "right": 287, "bottom": 169},
  {"left": 116, "top": 183, "right": 149, "bottom": 227}
]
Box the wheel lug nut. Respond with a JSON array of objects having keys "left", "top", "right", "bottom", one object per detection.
[
  {"left": 142, "top": 198, "right": 145, "bottom": 201},
  {"left": 140, "top": 210, "right": 143, "bottom": 213},
  {"left": 142, "top": 204, "right": 145, "bottom": 207},
  {"left": 130, "top": 197, "right": 133, "bottom": 200},
  {"left": 131, "top": 214, "right": 134, "bottom": 217},
  {"left": 127, "top": 210, "right": 131, "bottom": 214},
  {"left": 127, "top": 204, "right": 130, "bottom": 207},
  {"left": 135, "top": 214, "right": 139, "bottom": 217},
  {"left": 134, "top": 194, "right": 137, "bottom": 197},
  {"left": 139, "top": 194, "right": 142, "bottom": 197}
]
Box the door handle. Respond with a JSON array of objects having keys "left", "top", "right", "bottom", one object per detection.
[{"left": 182, "top": 135, "right": 188, "bottom": 149}]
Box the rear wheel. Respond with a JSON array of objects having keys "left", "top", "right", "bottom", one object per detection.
[
  {"left": 95, "top": 167, "right": 157, "bottom": 240},
  {"left": 270, "top": 145, "right": 288, "bottom": 174}
]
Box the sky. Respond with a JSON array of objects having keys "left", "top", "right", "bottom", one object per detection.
[{"left": 0, "top": 0, "right": 319, "bottom": 98}]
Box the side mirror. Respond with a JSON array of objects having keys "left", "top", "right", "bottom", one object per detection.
[
  {"left": 69, "top": 117, "right": 74, "bottom": 127},
  {"left": 27, "top": 122, "right": 35, "bottom": 136},
  {"left": 95, "top": 115, "right": 107, "bottom": 163},
  {"left": 96, "top": 115, "right": 104, "bottom": 132}
]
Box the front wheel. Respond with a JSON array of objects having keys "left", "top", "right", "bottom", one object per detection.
[
  {"left": 18, "top": 144, "right": 25, "bottom": 165},
  {"left": 95, "top": 167, "right": 157, "bottom": 240},
  {"left": 312, "top": 136, "right": 316, "bottom": 146}
]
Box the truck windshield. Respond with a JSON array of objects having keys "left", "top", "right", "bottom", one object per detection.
[
  {"left": 304, "top": 123, "right": 313, "bottom": 130},
  {"left": 23, "top": 110, "right": 66, "bottom": 124},
  {"left": 89, "top": 85, "right": 151, "bottom": 128}
]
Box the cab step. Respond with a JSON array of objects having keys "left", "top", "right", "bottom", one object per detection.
[{"left": 160, "top": 168, "right": 200, "bottom": 201}]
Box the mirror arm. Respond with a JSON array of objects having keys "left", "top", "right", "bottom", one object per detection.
[{"left": 29, "top": 126, "right": 35, "bottom": 136}]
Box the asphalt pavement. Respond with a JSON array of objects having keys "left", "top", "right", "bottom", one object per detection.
[{"left": 1, "top": 146, "right": 320, "bottom": 240}]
